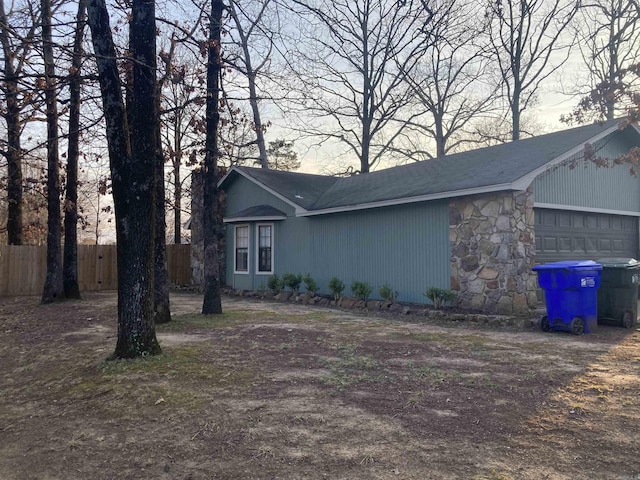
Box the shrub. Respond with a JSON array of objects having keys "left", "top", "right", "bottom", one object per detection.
[
  {"left": 424, "top": 287, "right": 457, "bottom": 309},
  {"left": 378, "top": 283, "right": 398, "bottom": 302},
  {"left": 303, "top": 273, "right": 317, "bottom": 296},
  {"left": 282, "top": 272, "right": 302, "bottom": 293},
  {"left": 328, "top": 277, "right": 345, "bottom": 301},
  {"left": 351, "top": 281, "right": 373, "bottom": 301},
  {"left": 267, "top": 274, "right": 282, "bottom": 293}
]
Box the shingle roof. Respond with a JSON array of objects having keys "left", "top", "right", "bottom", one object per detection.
[
  {"left": 224, "top": 119, "right": 635, "bottom": 213},
  {"left": 226, "top": 204, "right": 287, "bottom": 219},
  {"left": 231, "top": 167, "right": 339, "bottom": 210}
]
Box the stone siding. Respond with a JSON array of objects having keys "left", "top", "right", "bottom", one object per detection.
[{"left": 449, "top": 188, "right": 537, "bottom": 314}]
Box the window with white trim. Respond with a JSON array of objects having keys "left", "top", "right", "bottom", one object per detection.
[
  {"left": 234, "top": 225, "right": 249, "bottom": 273},
  {"left": 257, "top": 224, "right": 273, "bottom": 273}
]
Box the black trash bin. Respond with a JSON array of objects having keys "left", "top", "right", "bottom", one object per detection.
[{"left": 597, "top": 257, "right": 640, "bottom": 329}]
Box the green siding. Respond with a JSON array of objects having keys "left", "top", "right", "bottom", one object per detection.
[
  {"left": 224, "top": 175, "right": 297, "bottom": 289},
  {"left": 307, "top": 202, "right": 451, "bottom": 304},
  {"left": 534, "top": 130, "right": 640, "bottom": 213},
  {"left": 224, "top": 198, "right": 451, "bottom": 303},
  {"left": 224, "top": 175, "right": 296, "bottom": 217}
]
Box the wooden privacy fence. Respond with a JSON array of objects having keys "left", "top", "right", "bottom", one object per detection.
[{"left": 0, "top": 244, "right": 191, "bottom": 296}]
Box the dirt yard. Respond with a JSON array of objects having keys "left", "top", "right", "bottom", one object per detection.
[{"left": 1, "top": 291, "right": 639, "bottom": 480}]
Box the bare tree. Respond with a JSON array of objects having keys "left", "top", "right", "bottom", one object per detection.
[
  {"left": 159, "top": 40, "right": 205, "bottom": 245},
  {"left": 226, "top": 0, "right": 276, "bottom": 169},
  {"left": 62, "top": 0, "right": 86, "bottom": 299},
  {"left": 563, "top": 0, "right": 640, "bottom": 123},
  {"left": 287, "top": 0, "right": 432, "bottom": 173},
  {"left": 403, "top": 0, "right": 499, "bottom": 159},
  {"left": 485, "top": 0, "right": 578, "bottom": 140},
  {"left": 40, "top": 0, "right": 64, "bottom": 303},
  {"left": 86, "top": 0, "right": 161, "bottom": 358},
  {"left": 201, "top": 0, "right": 225, "bottom": 315},
  {"left": 0, "top": 0, "right": 41, "bottom": 244}
]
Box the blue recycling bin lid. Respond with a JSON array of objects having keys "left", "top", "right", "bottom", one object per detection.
[{"left": 532, "top": 260, "right": 602, "bottom": 271}]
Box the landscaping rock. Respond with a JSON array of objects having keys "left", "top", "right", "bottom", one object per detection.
[
  {"left": 366, "top": 301, "right": 381, "bottom": 311},
  {"left": 275, "top": 291, "right": 293, "bottom": 302},
  {"left": 389, "top": 303, "right": 403, "bottom": 313}
]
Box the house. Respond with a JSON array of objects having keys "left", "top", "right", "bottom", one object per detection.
[{"left": 192, "top": 119, "right": 640, "bottom": 314}]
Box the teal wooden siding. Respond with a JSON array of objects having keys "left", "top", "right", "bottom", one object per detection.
[
  {"left": 534, "top": 130, "right": 640, "bottom": 213},
  {"left": 224, "top": 175, "right": 296, "bottom": 217},
  {"left": 225, "top": 198, "right": 451, "bottom": 304},
  {"left": 305, "top": 202, "right": 451, "bottom": 304},
  {"left": 224, "top": 175, "right": 296, "bottom": 288}
]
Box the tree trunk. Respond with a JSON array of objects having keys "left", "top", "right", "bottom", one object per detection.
[
  {"left": 202, "top": 0, "right": 225, "bottom": 315},
  {"left": 86, "top": 0, "right": 161, "bottom": 358},
  {"left": 0, "top": 0, "right": 23, "bottom": 245},
  {"left": 154, "top": 106, "right": 171, "bottom": 324},
  {"left": 248, "top": 71, "right": 268, "bottom": 168},
  {"left": 41, "top": 0, "right": 64, "bottom": 303},
  {"left": 63, "top": 0, "right": 85, "bottom": 300},
  {"left": 434, "top": 112, "right": 446, "bottom": 158},
  {"left": 173, "top": 115, "right": 182, "bottom": 245}
]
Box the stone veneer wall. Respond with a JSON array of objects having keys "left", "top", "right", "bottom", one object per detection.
[
  {"left": 449, "top": 187, "right": 537, "bottom": 314},
  {"left": 190, "top": 170, "right": 204, "bottom": 286}
]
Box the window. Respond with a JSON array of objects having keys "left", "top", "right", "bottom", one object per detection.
[
  {"left": 234, "top": 225, "right": 249, "bottom": 273},
  {"left": 257, "top": 224, "right": 273, "bottom": 274}
]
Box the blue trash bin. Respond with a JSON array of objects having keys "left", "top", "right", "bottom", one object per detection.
[{"left": 532, "top": 260, "right": 602, "bottom": 335}]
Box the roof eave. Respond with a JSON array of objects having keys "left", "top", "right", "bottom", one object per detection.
[
  {"left": 223, "top": 215, "right": 287, "bottom": 223},
  {"left": 297, "top": 183, "right": 516, "bottom": 217}
]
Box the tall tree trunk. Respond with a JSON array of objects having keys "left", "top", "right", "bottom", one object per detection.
[
  {"left": 173, "top": 150, "right": 181, "bottom": 245},
  {"left": 434, "top": 112, "right": 445, "bottom": 158},
  {"left": 154, "top": 108, "right": 171, "bottom": 324},
  {"left": 248, "top": 71, "right": 268, "bottom": 168},
  {"left": 41, "top": 0, "right": 64, "bottom": 303},
  {"left": 173, "top": 115, "right": 182, "bottom": 245},
  {"left": 63, "top": 0, "right": 86, "bottom": 300},
  {"left": 202, "top": 0, "right": 224, "bottom": 315},
  {"left": 606, "top": 11, "right": 616, "bottom": 121},
  {"left": 86, "top": 0, "right": 161, "bottom": 358},
  {"left": 0, "top": 0, "right": 23, "bottom": 245}
]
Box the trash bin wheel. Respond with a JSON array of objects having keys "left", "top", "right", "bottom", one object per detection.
[
  {"left": 622, "top": 311, "right": 635, "bottom": 329},
  {"left": 570, "top": 317, "right": 584, "bottom": 335},
  {"left": 540, "top": 315, "right": 551, "bottom": 332}
]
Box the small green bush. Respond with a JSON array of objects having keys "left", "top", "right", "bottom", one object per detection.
[
  {"left": 282, "top": 272, "right": 302, "bottom": 293},
  {"left": 351, "top": 281, "right": 373, "bottom": 301},
  {"left": 378, "top": 283, "right": 398, "bottom": 302},
  {"left": 303, "top": 273, "right": 317, "bottom": 296},
  {"left": 267, "top": 274, "right": 282, "bottom": 293},
  {"left": 328, "top": 277, "right": 345, "bottom": 301},
  {"left": 424, "top": 287, "right": 457, "bottom": 309}
]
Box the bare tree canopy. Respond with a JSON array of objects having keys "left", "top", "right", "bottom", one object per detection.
[
  {"left": 286, "top": 0, "right": 434, "bottom": 173},
  {"left": 402, "top": 0, "right": 499, "bottom": 159},
  {"left": 563, "top": 0, "right": 640, "bottom": 123},
  {"left": 485, "top": 0, "right": 578, "bottom": 140}
]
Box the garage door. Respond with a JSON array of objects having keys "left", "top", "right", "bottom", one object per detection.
[{"left": 534, "top": 208, "right": 639, "bottom": 263}]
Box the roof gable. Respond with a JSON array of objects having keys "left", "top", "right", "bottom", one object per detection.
[
  {"left": 312, "top": 119, "right": 630, "bottom": 211},
  {"left": 220, "top": 120, "right": 638, "bottom": 216},
  {"left": 219, "top": 166, "right": 339, "bottom": 211}
]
